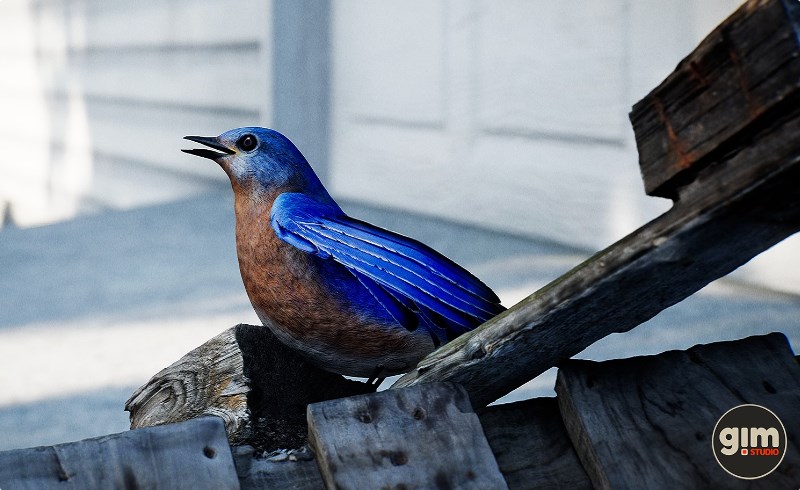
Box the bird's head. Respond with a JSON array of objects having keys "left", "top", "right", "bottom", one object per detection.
[{"left": 182, "top": 127, "right": 329, "bottom": 198}]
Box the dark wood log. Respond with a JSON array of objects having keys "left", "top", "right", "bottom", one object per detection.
[
  {"left": 0, "top": 416, "right": 238, "bottom": 490},
  {"left": 630, "top": 0, "right": 800, "bottom": 198},
  {"left": 232, "top": 445, "right": 324, "bottom": 490},
  {"left": 125, "top": 323, "right": 374, "bottom": 451},
  {"left": 478, "top": 398, "right": 591, "bottom": 490},
  {"left": 307, "top": 382, "right": 509, "bottom": 490},
  {"left": 556, "top": 333, "right": 800, "bottom": 489},
  {"left": 394, "top": 89, "right": 800, "bottom": 408}
]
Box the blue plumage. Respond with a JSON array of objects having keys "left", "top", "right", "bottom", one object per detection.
[
  {"left": 183, "top": 127, "right": 505, "bottom": 376},
  {"left": 271, "top": 192, "right": 504, "bottom": 342}
]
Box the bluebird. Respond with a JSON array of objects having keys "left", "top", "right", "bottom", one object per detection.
[{"left": 183, "top": 127, "right": 505, "bottom": 379}]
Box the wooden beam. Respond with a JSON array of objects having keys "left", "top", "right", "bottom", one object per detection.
[
  {"left": 126, "top": 324, "right": 374, "bottom": 450},
  {"left": 556, "top": 333, "right": 800, "bottom": 489},
  {"left": 395, "top": 105, "right": 800, "bottom": 406},
  {"left": 478, "top": 398, "right": 591, "bottom": 490},
  {"left": 235, "top": 396, "right": 592, "bottom": 490},
  {"left": 394, "top": 1, "right": 800, "bottom": 408},
  {"left": 307, "top": 383, "right": 509, "bottom": 489},
  {"left": 0, "top": 417, "right": 238, "bottom": 490},
  {"left": 630, "top": 0, "right": 800, "bottom": 198}
]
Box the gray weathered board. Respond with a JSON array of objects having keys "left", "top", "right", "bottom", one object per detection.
[
  {"left": 0, "top": 416, "right": 239, "bottom": 490},
  {"left": 478, "top": 397, "right": 591, "bottom": 490},
  {"left": 630, "top": 0, "right": 800, "bottom": 198},
  {"left": 556, "top": 333, "right": 800, "bottom": 489},
  {"left": 394, "top": 0, "right": 800, "bottom": 408},
  {"left": 307, "top": 382, "right": 509, "bottom": 490},
  {"left": 231, "top": 395, "right": 591, "bottom": 490}
]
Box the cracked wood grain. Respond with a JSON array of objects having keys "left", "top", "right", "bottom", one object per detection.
[
  {"left": 0, "top": 417, "right": 238, "bottom": 490},
  {"left": 478, "top": 397, "right": 591, "bottom": 490},
  {"left": 630, "top": 0, "right": 800, "bottom": 198},
  {"left": 555, "top": 333, "right": 800, "bottom": 489},
  {"left": 307, "top": 383, "right": 508, "bottom": 490}
]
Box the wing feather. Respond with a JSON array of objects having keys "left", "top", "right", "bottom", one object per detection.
[{"left": 271, "top": 193, "right": 504, "bottom": 337}]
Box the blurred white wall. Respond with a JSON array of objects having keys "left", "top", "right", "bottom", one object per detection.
[
  {"left": 329, "top": 0, "right": 734, "bottom": 248},
  {"left": 1, "top": 0, "right": 797, "bottom": 293},
  {"left": 0, "top": 0, "right": 270, "bottom": 226},
  {"left": 327, "top": 0, "right": 799, "bottom": 294},
  {"left": 0, "top": 0, "right": 92, "bottom": 226}
]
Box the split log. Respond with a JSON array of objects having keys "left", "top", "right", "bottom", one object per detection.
[
  {"left": 125, "top": 324, "right": 374, "bottom": 450},
  {"left": 556, "top": 333, "right": 800, "bottom": 489},
  {"left": 0, "top": 416, "right": 238, "bottom": 490},
  {"left": 393, "top": 0, "right": 800, "bottom": 408}
]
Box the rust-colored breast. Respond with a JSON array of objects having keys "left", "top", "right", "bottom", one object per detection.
[{"left": 231, "top": 184, "right": 433, "bottom": 377}]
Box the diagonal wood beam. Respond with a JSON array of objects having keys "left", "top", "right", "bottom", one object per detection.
[{"left": 394, "top": 0, "right": 800, "bottom": 408}]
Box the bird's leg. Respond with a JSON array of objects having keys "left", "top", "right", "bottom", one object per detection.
[{"left": 366, "top": 365, "right": 386, "bottom": 388}]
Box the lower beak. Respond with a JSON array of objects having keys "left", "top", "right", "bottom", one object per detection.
[{"left": 182, "top": 136, "right": 235, "bottom": 160}]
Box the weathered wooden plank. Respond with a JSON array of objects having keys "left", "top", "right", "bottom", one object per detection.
[
  {"left": 394, "top": 100, "right": 800, "bottom": 407},
  {"left": 478, "top": 398, "right": 591, "bottom": 490},
  {"left": 630, "top": 0, "right": 800, "bottom": 198},
  {"left": 556, "top": 333, "right": 800, "bottom": 489},
  {"left": 307, "top": 382, "right": 509, "bottom": 490},
  {"left": 0, "top": 416, "right": 238, "bottom": 490},
  {"left": 233, "top": 445, "right": 324, "bottom": 490},
  {"left": 126, "top": 324, "right": 373, "bottom": 451}
]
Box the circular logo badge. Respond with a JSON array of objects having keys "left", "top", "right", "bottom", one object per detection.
[{"left": 712, "top": 404, "right": 787, "bottom": 479}]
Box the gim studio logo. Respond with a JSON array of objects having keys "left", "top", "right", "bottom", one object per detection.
[{"left": 712, "top": 404, "right": 787, "bottom": 480}]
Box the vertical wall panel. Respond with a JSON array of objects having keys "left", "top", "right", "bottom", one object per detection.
[
  {"left": 477, "top": 0, "right": 628, "bottom": 143},
  {"left": 333, "top": 0, "right": 446, "bottom": 126}
]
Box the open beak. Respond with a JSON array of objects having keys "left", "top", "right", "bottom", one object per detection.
[{"left": 182, "top": 136, "right": 235, "bottom": 160}]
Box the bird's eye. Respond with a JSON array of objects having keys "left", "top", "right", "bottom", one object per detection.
[{"left": 237, "top": 134, "right": 257, "bottom": 152}]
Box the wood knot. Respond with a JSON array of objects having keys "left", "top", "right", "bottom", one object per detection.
[
  {"left": 387, "top": 450, "right": 408, "bottom": 466},
  {"left": 470, "top": 346, "right": 486, "bottom": 360}
]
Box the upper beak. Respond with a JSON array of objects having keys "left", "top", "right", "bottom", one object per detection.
[{"left": 182, "top": 136, "right": 235, "bottom": 160}]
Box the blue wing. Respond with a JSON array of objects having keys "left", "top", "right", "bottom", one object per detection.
[{"left": 270, "top": 193, "right": 505, "bottom": 341}]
